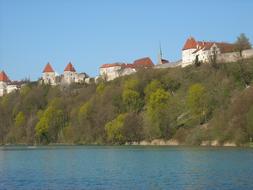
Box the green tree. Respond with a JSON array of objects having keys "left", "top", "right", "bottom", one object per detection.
[
  {"left": 144, "top": 80, "right": 163, "bottom": 100},
  {"left": 14, "top": 112, "right": 25, "bottom": 128},
  {"left": 105, "top": 114, "right": 126, "bottom": 144},
  {"left": 144, "top": 89, "right": 171, "bottom": 139},
  {"left": 123, "top": 78, "right": 139, "bottom": 91},
  {"left": 187, "top": 83, "right": 207, "bottom": 124},
  {"left": 122, "top": 89, "right": 142, "bottom": 112},
  {"left": 35, "top": 106, "right": 64, "bottom": 144}
]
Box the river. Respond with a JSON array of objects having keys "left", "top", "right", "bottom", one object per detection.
[{"left": 0, "top": 146, "right": 252, "bottom": 190}]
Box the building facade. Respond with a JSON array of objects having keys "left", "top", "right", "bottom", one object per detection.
[
  {"left": 0, "top": 71, "right": 23, "bottom": 97},
  {"left": 41, "top": 62, "right": 88, "bottom": 85},
  {"left": 42, "top": 63, "right": 56, "bottom": 85},
  {"left": 99, "top": 57, "right": 154, "bottom": 81},
  {"left": 181, "top": 37, "right": 238, "bottom": 67}
]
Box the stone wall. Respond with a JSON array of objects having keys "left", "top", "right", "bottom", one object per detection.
[
  {"left": 242, "top": 49, "right": 253, "bottom": 59},
  {"left": 217, "top": 49, "right": 253, "bottom": 63}
]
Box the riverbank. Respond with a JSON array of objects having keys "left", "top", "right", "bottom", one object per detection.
[
  {"left": 125, "top": 139, "right": 239, "bottom": 147},
  {"left": 1, "top": 139, "right": 253, "bottom": 147}
]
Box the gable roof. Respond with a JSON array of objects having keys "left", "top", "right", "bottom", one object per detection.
[
  {"left": 215, "top": 42, "right": 236, "bottom": 53},
  {"left": 64, "top": 62, "right": 76, "bottom": 72},
  {"left": 0, "top": 71, "right": 9, "bottom": 82},
  {"left": 43, "top": 63, "right": 54, "bottom": 73},
  {"left": 100, "top": 63, "right": 123, "bottom": 68},
  {"left": 133, "top": 57, "right": 154, "bottom": 68},
  {"left": 182, "top": 37, "right": 197, "bottom": 50}
]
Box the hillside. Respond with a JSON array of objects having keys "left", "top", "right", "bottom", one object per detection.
[{"left": 1, "top": 58, "right": 253, "bottom": 146}]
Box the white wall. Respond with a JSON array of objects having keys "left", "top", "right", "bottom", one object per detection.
[
  {"left": 100, "top": 66, "right": 136, "bottom": 81},
  {"left": 242, "top": 49, "right": 253, "bottom": 59},
  {"left": 42, "top": 72, "right": 56, "bottom": 85}
]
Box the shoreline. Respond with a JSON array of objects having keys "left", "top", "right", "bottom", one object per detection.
[{"left": 1, "top": 139, "right": 252, "bottom": 148}]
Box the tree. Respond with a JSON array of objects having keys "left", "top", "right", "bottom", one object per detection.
[
  {"left": 144, "top": 80, "right": 163, "bottom": 100},
  {"left": 161, "top": 76, "right": 181, "bottom": 95},
  {"left": 235, "top": 33, "right": 251, "bottom": 57},
  {"left": 123, "top": 78, "right": 139, "bottom": 91},
  {"left": 209, "top": 46, "right": 219, "bottom": 69},
  {"left": 122, "top": 89, "right": 142, "bottom": 112},
  {"left": 105, "top": 114, "right": 126, "bottom": 144},
  {"left": 15, "top": 111, "right": 25, "bottom": 128},
  {"left": 194, "top": 55, "right": 201, "bottom": 67},
  {"left": 187, "top": 83, "right": 208, "bottom": 124},
  {"left": 35, "top": 105, "right": 64, "bottom": 144},
  {"left": 122, "top": 112, "right": 143, "bottom": 143},
  {"left": 144, "top": 89, "right": 171, "bottom": 139}
]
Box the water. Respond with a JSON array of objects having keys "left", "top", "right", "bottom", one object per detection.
[{"left": 0, "top": 146, "right": 253, "bottom": 190}]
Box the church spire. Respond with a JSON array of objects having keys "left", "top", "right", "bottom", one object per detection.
[{"left": 158, "top": 42, "right": 163, "bottom": 64}]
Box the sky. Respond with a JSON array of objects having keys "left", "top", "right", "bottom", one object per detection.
[{"left": 0, "top": 0, "right": 253, "bottom": 80}]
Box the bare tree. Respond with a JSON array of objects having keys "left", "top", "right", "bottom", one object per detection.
[{"left": 235, "top": 33, "right": 252, "bottom": 57}]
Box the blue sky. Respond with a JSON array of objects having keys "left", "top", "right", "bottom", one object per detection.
[{"left": 0, "top": 0, "right": 252, "bottom": 80}]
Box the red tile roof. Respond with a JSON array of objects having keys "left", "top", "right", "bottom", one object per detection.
[
  {"left": 100, "top": 58, "right": 154, "bottom": 69},
  {"left": 133, "top": 57, "right": 154, "bottom": 68},
  {"left": 182, "top": 37, "right": 197, "bottom": 50},
  {"left": 100, "top": 63, "right": 123, "bottom": 68},
  {"left": 214, "top": 42, "right": 236, "bottom": 53},
  {"left": 183, "top": 37, "right": 236, "bottom": 53},
  {"left": 0, "top": 71, "right": 9, "bottom": 82},
  {"left": 43, "top": 63, "right": 54, "bottom": 73},
  {"left": 64, "top": 62, "right": 76, "bottom": 72}
]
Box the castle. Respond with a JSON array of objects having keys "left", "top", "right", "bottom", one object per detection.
[
  {"left": 0, "top": 71, "right": 25, "bottom": 97},
  {"left": 1, "top": 36, "right": 253, "bottom": 96},
  {"left": 99, "top": 57, "right": 154, "bottom": 81},
  {"left": 41, "top": 62, "right": 89, "bottom": 85},
  {"left": 181, "top": 37, "right": 253, "bottom": 67}
]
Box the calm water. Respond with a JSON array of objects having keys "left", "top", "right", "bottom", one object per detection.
[{"left": 0, "top": 146, "right": 253, "bottom": 190}]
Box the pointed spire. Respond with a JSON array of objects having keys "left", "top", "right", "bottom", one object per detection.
[
  {"left": 64, "top": 62, "right": 76, "bottom": 72},
  {"left": 159, "top": 42, "right": 163, "bottom": 59},
  {"left": 43, "top": 62, "right": 54, "bottom": 73},
  {"left": 158, "top": 42, "right": 163, "bottom": 64},
  {"left": 0, "top": 70, "right": 10, "bottom": 82}
]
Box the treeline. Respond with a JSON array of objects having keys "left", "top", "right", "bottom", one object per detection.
[{"left": 1, "top": 58, "right": 253, "bottom": 145}]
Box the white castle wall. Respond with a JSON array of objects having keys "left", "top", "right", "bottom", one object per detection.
[
  {"left": 100, "top": 66, "right": 122, "bottom": 81},
  {"left": 100, "top": 66, "right": 136, "bottom": 81},
  {"left": 42, "top": 72, "right": 56, "bottom": 85},
  {"left": 182, "top": 49, "right": 196, "bottom": 64}
]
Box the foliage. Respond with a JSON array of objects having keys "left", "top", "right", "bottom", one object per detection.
[
  {"left": 187, "top": 83, "right": 208, "bottom": 124},
  {"left": 105, "top": 114, "right": 126, "bottom": 144},
  {"left": 1, "top": 58, "right": 253, "bottom": 145}
]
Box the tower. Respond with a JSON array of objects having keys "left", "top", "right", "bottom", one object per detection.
[
  {"left": 63, "top": 62, "right": 77, "bottom": 84},
  {"left": 42, "top": 63, "right": 56, "bottom": 85},
  {"left": 0, "top": 71, "right": 9, "bottom": 96}
]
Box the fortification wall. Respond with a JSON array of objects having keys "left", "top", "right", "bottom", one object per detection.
[
  {"left": 217, "top": 52, "right": 239, "bottom": 63},
  {"left": 217, "top": 49, "right": 253, "bottom": 63},
  {"left": 242, "top": 49, "right": 253, "bottom": 59}
]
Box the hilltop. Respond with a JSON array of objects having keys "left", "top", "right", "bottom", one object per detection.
[{"left": 0, "top": 58, "right": 253, "bottom": 146}]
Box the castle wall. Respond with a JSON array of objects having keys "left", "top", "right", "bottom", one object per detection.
[
  {"left": 182, "top": 49, "right": 196, "bottom": 64},
  {"left": 242, "top": 49, "right": 253, "bottom": 59},
  {"left": 42, "top": 72, "right": 56, "bottom": 85}
]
